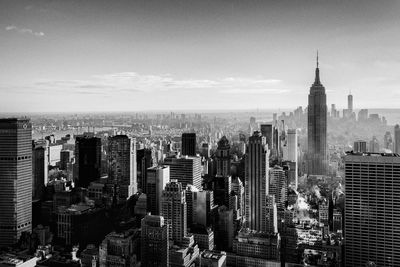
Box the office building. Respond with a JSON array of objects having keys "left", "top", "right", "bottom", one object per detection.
[
  {"left": 161, "top": 180, "right": 187, "bottom": 244},
  {"left": 146, "top": 165, "right": 170, "bottom": 216},
  {"left": 395, "top": 124, "right": 400, "bottom": 154},
  {"left": 75, "top": 135, "right": 102, "bottom": 188},
  {"left": 353, "top": 140, "right": 367, "bottom": 153},
  {"left": 163, "top": 155, "right": 202, "bottom": 190},
  {"left": 99, "top": 228, "right": 140, "bottom": 267},
  {"left": 307, "top": 54, "right": 328, "bottom": 175},
  {"left": 108, "top": 135, "right": 137, "bottom": 200},
  {"left": 137, "top": 148, "right": 154, "bottom": 193},
  {"left": 269, "top": 166, "right": 287, "bottom": 210},
  {"left": 0, "top": 118, "right": 32, "bottom": 246},
  {"left": 344, "top": 152, "right": 400, "bottom": 266},
  {"left": 384, "top": 131, "right": 393, "bottom": 151},
  {"left": 369, "top": 136, "right": 380, "bottom": 153},
  {"left": 260, "top": 124, "right": 274, "bottom": 150},
  {"left": 245, "top": 131, "right": 270, "bottom": 232},
  {"left": 181, "top": 133, "right": 196, "bottom": 156},
  {"left": 193, "top": 190, "right": 214, "bottom": 227},
  {"left": 286, "top": 129, "right": 298, "bottom": 189},
  {"left": 60, "top": 150, "right": 72, "bottom": 170},
  {"left": 32, "top": 142, "right": 48, "bottom": 201},
  {"left": 141, "top": 215, "right": 169, "bottom": 267},
  {"left": 348, "top": 93, "right": 353, "bottom": 112}
]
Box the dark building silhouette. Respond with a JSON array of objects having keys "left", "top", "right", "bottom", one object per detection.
[
  {"left": 181, "top": 132, "right": 196, "bottom": 156},
  {"left": 214, "top": 136, "right": 232, "bottom": 207},
  {"left": 0, "top": 118, "right": 32, "bottom": 246},
  {"left": 32, "top": 141, "right": 48, "bottom": 201},
  {"left": 74, "top": 135, "right": 101, "bottom": 188},
  {"left": 307, "top": 53, "right": 328, "bottom": 175},
  {"left": 260, "top": 124, "right": 273, "bottom": 151},
  {"left": 137, "top": 148, "right": 154, "bottom": 193}
]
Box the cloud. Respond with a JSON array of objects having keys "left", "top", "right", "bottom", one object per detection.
[
  {"left": 2, "top": 72, "right": 285, "bottom": 98},
  {"left": 5, "top": 25, "right": 45, "bottom": 37}
]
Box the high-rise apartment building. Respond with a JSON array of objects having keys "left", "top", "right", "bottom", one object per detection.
[
  {"left": 146, "top": 165, "right": 170, "bottom": 216},
  {"left": 181, "top": 133, "right": 196, "bottom": 156},
  {"left": 75, "top": 135, "right": 102, "bottom": 188},
  {"left": 163, "top": 155, "right": 202, "bottom": 190},
  {"left": 245, "top": 131, "right": 270, "bottom": 232},
  {"left": 141, "top": 215, "right": 169, "bottom": 267},
  {"left": 107, "top": 135, "right": 137, "bottom": 200},
  {"left": 307, "top": 54, "right": 328, "bottom": 175},
  {"left": 344, "top": 152, "right": 400, "bottom": 266},
  {"left": 0, "top": 118, "right": 32, "bottom": 246}
]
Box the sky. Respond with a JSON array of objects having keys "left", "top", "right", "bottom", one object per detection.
[{"left": 0, "top": 0, "right": 400, "bottom": 112}]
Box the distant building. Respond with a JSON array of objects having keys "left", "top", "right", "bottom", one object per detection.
[
  {"left": 75, "top": 135, "right": 102, "bottom": 188},
  {"left": 0, "top": 118, "right": 32, "bottom": 246},
  {"left": 395, "top": 124, "right": 400, "bottom": 154},
  {"left": 141, "top": 215, "right": 169, "bottom": 267},
  {"left": 369, "top": 136, "right": 380, "bottom": 153},
  {"left": 384, "top": 131, "right": 394, "bottom": 151},
  {"left": 181, "top": 133, "right": 196, "bottom": 156},
  {"left": 60, "top": 150, "right": 72, "bottom": 170},
  {"left": 353, "top": 140, "right": 367, "bottom": 153},
  {"left": 146, "top": 165, "right": 170, "bottom": 216},
  {"left": 214, "top": 136, "right": 232, "bottom": 207},
  {"left": 344, "top": 152, "right": 400, "bottom": 266},
  {"left": 260, "top": 124, "right": 274, "bottom": 150},
  {"left": 286, "top": 129, "right": 298, "bottom": 189}
]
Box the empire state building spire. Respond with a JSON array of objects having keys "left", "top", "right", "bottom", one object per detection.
[{"left": 314, "top": 50, "right": 321, "bottom": 86}]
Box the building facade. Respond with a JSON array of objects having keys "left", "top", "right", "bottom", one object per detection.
[{"left": 0, "top": 118, "right": 32, "bottom": 246}]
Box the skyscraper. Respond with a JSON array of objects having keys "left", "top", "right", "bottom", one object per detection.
[
  {"left": 307, "top": 53, "right": 328, "bottom": 175},
  {"left": 181, "top": 133, "right": 196, "bottom": 156},
  {"left": 269, "top": 165, "right": 287, "bottom": 210},
  {"left": 214, "top": 136, "right": 232, "bottom": 207},
  {"left": 0, "top": 118, "right": 32, "bottom": 246},
  {"left": 353, "top": 140, "right": 367, "bottom": 153},
  {"left": 245, "top": 131, "right": 270, "bottom": 232},
  {"left": 107, "top": 135, "right": 137, "bottom": 200},
  {"left": 369, "top": 136, "right": 380, "bottom": 153},
  {"left": 344, "top": 152, "right": 400, "bottom": 266},
  {"left": 161, "top": 179, "right": 187, "bottom": 244},
  {"left": 141, "top": 215, "right": 169, "bottom": 267},
  {"left": 348, "top": 92, "right": 353, "bottom": 112},
  {"left": 137, "top": 148, "right": 154, "bottom": 193},
  {"left": 163, "top": 155, "right": 202, "bottom": 190},
  {"left": 146, "top": 165, "right": 170, "bottom": 216},
  {"left": 287, "top": 129, "right": 298, "bottom": 189},
  {"left": 75, "top": 135, "right": 102, "bottom": 188},
  {"left": 260, "top": 124, "right": 273, "bottom": 151},
  {"left": 32, "top": 141, "right": 48, "bottom": 201},
  {"left": 395, "top": 124, "right": 400, "bottom": 154}
]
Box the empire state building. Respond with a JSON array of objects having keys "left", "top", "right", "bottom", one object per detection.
[{"left": 307, "top": 53, "right": 328, "bottom": 175}]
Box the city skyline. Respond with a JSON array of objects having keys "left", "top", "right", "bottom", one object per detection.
[{"left": 1, "top": 0, "right": 400, "bottom": 112}]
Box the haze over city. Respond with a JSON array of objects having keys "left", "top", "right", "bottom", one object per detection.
[{"left": 1, "top": 0, "right": 400, "bottom": 112}]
